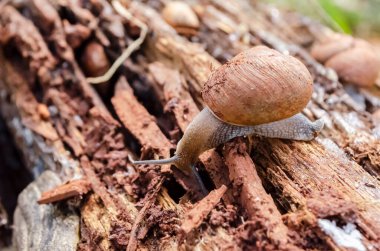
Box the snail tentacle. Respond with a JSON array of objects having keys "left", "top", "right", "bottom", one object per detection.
[{"left": 129, "top": 155, "right": 179, "bottom": 165}]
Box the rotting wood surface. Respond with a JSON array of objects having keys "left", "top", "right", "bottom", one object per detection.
[{"left": 0, "top": 0, "right": 380, "bottom": 250}]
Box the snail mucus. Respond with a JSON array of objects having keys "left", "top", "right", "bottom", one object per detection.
[{"left": 131, "top": 46, "right": 324, "bottom": 192}]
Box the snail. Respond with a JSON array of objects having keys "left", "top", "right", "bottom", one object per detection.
[
  {"left": 80, "top": 42, "right": 110, "bottom": 77},
  {"left": 311, "top": 33, "right": 380, "bottom": 87},
  {"left": 131, "top": 46, "right": 324, "bottom": 191},
  {"left": 161, "top": 1, "right": 200, "bottom": 36}
]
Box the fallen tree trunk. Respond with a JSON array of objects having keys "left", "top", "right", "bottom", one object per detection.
[{"left": 0, "top": 0, "right": 379, "bottom": 250}]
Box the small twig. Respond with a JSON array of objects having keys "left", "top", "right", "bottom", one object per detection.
[
  {"left": 87, "top": 0, "right": 148, "bottom": 84},
  {"left": 180, "top": 185, "right": 227, "bottom": 236}
]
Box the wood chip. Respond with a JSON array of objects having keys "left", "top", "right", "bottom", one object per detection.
[
  {"left": 180, "top": 185, "right": 227, "bottom": 235},
  {"left": 38, "top": 178, "right": 91, "bottom": 204}
]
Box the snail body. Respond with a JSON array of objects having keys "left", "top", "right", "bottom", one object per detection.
[
  {"left": 132, "top": 108, "right": 323, "bottom": 168},
  {"left": 131, "top": 46, "right": 324, "bottom": 190}
]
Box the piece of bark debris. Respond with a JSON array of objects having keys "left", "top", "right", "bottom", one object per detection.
[
  {"left": 180, "top": 185, "right": 227, "bottom": 235},
  {"left": 37, "top": 178, "right": 91, "bottom": 204}
]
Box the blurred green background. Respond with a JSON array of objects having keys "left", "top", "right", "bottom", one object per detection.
[{"left": 264, "top": 0, "right": 380, "bottom": 38}]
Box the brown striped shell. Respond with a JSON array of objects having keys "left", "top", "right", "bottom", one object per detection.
[
  {"left": 311, "top": 34, "right": 380, "bottom": 87},
  {"left": 162, "top": 2, "right": 199, "bottom": 29},
  {"left": 325, "top": 44, "right": 380, "bottom": 87},
  {"left": 311, "top": 34, "right": 354, "bottom": 63},
  {"left": 202, "top": 46, "right": 313, "bottom": 126}
]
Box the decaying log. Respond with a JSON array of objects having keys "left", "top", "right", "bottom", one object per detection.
[
  {"left": 224, "top": 139, "right": 295, "bottom": 250},
  {"left": 253, "top": 139, "right": 380, "bottom": 242},
  {"left": 1, "top": 0, "right": 380, "bottom": 250},
  {"left": 111, "top": 76, "right": 172, "bottom": 165}
]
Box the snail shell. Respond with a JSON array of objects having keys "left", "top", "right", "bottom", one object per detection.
[
  {"left": 311, "top": 34, "right": 354, "bottom": 63},
  {"left": 80, "top": 42, "right": 110, "bottom": 77},
  {"left": 311, "top": 34, "right": 380, "bottom": 87},
  {"left": 202, "top": 46, "right": 313, "bottom": 126},
  {"left": 162, "top": 1, "right": 200, "bottom": 30},
  {"left": 325, "top": 44, "right": 380, "bottom": 87}
]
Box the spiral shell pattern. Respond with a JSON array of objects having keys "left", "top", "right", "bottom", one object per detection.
[{"left": 202, "top": 46, "right": 313, "bottom": 126}]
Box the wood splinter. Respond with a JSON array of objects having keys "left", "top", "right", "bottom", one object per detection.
[
  {"left": 37, "top": 178, "right": 91, "bottom": 204},
  {"left": 180, "top": 185, "right": 227, "bottom": 236}
]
